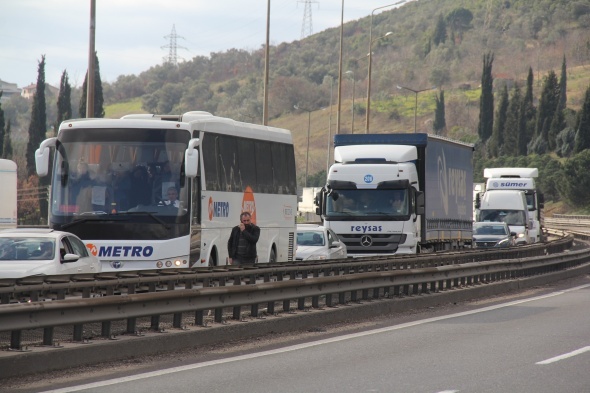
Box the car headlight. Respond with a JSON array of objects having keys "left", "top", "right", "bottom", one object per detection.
[{"left": 305, "top": 252, "right": 328, "bottom": 260}]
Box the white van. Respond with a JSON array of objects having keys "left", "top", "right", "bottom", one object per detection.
[{"left": 475, "top": 190, "right": 531, "bottom": 245}]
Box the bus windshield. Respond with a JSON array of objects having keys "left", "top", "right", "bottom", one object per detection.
[
  {"left": 51, "top": 128, "right": 190, "bottom": 219},
  {"left": 326, "top": 189, "right": 409, "bottom": 217}
]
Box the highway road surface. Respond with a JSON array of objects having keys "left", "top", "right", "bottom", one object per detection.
[{"left": 5, "top": 276, "right": 590, "bottom": 393}]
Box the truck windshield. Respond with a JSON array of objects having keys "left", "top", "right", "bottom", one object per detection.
[
  {"left": 478, "top": 210, "right": 526, "bottom": 226},
  {"left": 326, "top": 189, "right": 409, "bottom": 216}
]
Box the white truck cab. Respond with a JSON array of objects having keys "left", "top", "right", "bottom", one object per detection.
[{"left": 476, "top": 189, "right": 531, "bottom": 245}]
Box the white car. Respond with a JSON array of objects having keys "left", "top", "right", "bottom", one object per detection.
[
  {"left": 296, "top": 224, "right": 347, "bottom": 261},
  {"left": 0, "top": 228, "right": 101, "bottom": 279}
]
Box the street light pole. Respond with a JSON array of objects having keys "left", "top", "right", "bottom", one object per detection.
[
  {"left": 364, "top": 31, "right": 392, "bottom": 133},
  {"left": 336, "top": 0, "right": 344, "bottom": 134},
  {"left": 326, "top": 77, "right": 334, "bottom": 175},
  {"left": 262, "top": 0, "right": 270, "bottom": 125},
  {"left": 364, "top": 1, "right": 406, "bottom": 133},
  {"left": 345, "top": 70, "right": 356, "bottom": 133},
  {"left": 396, "top": 85, "right": 436, "bottom": 133},
  {"left": 295, "top": 105, "right": 313, "bottom": 187}
]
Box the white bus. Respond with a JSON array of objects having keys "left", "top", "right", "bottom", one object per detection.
[{"left": 35, "top": 111, "right": 297, "bottom": 272}]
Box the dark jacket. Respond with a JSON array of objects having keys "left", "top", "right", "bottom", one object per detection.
[{"left": 227, "top": 223, "right": 260, "bottom": 259}]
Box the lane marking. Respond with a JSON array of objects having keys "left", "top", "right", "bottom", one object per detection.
[
  {"left": 536, "top": 346, "right": 590, "bottom": 365},
  {"left": 40, "top": 283, "right": 590, "bottom": 392}
]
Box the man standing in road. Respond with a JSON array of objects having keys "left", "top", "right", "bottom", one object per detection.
[{"left": 227, "top": 212, "right": 260, "bottom": 265}]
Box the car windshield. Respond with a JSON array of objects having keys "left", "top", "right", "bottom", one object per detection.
[
  {"left": 0, "top": 238, "right": 56, "bottom": 261},
  {"left": 474, "top": 225, "right": 508, "bottom": 236},
  {"left": 297, "top": 231, "right": 325, "bottom": 246}
]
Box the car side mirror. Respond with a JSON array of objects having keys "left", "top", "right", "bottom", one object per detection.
[
  {"left": 62, "top": 253, "right": 80, "bottom": 263},
  {"left": 330, "top": 241, "right": 341, "bottom": 248}
]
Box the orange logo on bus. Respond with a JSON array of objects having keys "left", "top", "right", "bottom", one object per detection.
[{"left": 241, "top": 186, "right": 256, "bottom": 224}]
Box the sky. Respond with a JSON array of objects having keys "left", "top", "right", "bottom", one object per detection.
[{"left": 1, "top": 0, "right": 411, "bottom": 89}]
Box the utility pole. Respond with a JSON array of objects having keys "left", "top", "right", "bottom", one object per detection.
[{"left": 86, "top": 0, "right": 95, "bottom": 118}]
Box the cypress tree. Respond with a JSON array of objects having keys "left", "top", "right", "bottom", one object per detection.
[
  {"left": 478, "top": 52, "right": 494, "bottom": 142},
  {"left": 522, "top": 67, "right": 536, "bottom": 153},
  {"left": 26, "top": 55, "right": 47, "bottom": 176},
  {"left": 574, "top": 85, "right": 590, "bottom": 153},
  {"left": 55, "top": 70, "right": 72, "bottom": 132},
  {"left": 503, "top": 85, "right": 521, "bottom": 157},
  {"left": 535, "top": 70, "right": 559, "bottom": 143},
  {"left": 0, "top": 92, "right": 5, "bottom": 157},
  {"left": 433, "top": 14, "right": 447, "bottom": 46},
  {"left": 558, "top": 55, "right": 567, "bottom": 111},
  {"left": 3, "top": 120, "right": 13, "bottom": 160},
  {"left": 517, "top": 93, "right": 528, "bottom": 156},
  {"left": 79, "top": 52, "right": 105, "bottom": 118},
  {"left": 489, "top": 85, "right": 508, "bottom": 157},
  {"left": 432, "top": 90, "right": 446, "bottom": 135}
]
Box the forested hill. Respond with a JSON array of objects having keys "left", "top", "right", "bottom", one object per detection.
[{"left": 104, "top": 0, "right": 590, "bottom": 128}]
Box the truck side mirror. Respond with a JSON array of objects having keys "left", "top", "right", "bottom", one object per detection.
[{"left": 415, "top": 191, "right": 425, "bottom": 215}]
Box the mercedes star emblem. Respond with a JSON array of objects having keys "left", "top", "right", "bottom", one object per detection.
[{"left": 360, "top": 235, "right": 372, "bottom": 247}]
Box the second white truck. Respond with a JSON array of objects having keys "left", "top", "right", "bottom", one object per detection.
[{"left": 482, "top": 167, "right": 544, "bottom": 243}]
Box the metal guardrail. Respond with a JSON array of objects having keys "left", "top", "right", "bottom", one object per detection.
[
  {"left": 0, "top": 236, "right": 569, "bottom": 305},
  {"left": 552, "top": 214, "right": 590, "bottom": 220},
  {"left": 0, "top": 234, "right": 578, "bottom": 351}
]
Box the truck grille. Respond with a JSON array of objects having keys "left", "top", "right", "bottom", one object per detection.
[{"left": 339, "top": 233, "right": 405, "bottom": 254}]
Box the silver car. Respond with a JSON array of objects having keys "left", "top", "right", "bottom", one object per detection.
[
  {"left": 296, "top": 224, "right": 347, "bottom": 261},
  {"left": 472, "top": 222, "right": 516, "bottom": 249}
]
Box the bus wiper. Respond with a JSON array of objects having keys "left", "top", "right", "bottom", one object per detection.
[
  {"left": 116, "top": 211, "right": 171, "bottom": 230},
  {"left": 60, "top": 217, "right": 102, "bottom": 230}
]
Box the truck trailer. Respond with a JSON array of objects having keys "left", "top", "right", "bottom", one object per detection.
[{"left": 315, "top": 133, "right": 474, "bottom": 255}]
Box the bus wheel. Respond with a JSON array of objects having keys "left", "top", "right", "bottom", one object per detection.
[
  {"left": 209, "top": 249, "right": 218, "bottom": 267},
  {"left": 269, "top": 247, "right": 277, "bottom": 264}
]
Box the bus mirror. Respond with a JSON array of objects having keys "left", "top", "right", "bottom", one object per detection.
[
  {"left": 35, "top": 137, "right": 57, "bottom": 177},
  {"left": 184, "top": 138, "right": 200, "bottom": 178}
]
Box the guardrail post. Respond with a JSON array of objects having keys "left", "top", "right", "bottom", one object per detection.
[
  {"left": 251, "top": 303, "right": 259, "bottom": 318},
  {"left": 264, "top": 272, "right": 275, "bottom": 314},
  {"left": 173, "top": 313, "right": 183, "bottom": 328},
  {"left": 325, "top": 292, "right": 333, "bottom": 307},
  {"left": 73, "top": 324, "right": 83, "bottom": 342},
  {"left": 299, "top": 271, "right": 308, "bottom": 310},
  {"left": 372, "top": 287, "right": 380, "bottom": 299},
  {"left": 214, "top": 276, "right": 226, "bottom": 323},
  {"left": 101, "top": 321, "right": 112, "bottom": 338},
  {"left": 403, "top": 284, "right": 410, "bottom": 296},
  {"left": 10, "top": 330, "right": 22, "bottom": 350},
  {"left": 312, "top": 270, "right": 320, "bottom": 308},
  {"left": 195, "top": 310, "right": 204, "bottom": 326},
  {"left": 42, "top": 327, "right": 55, "bottom": 346}
]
